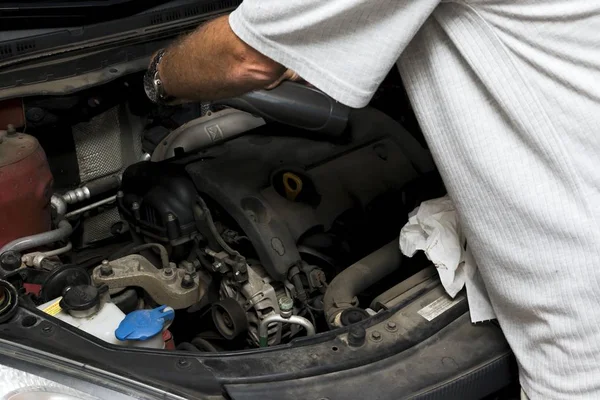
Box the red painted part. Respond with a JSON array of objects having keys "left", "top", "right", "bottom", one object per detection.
[
  {"left": 163, "top": 330, "right": 176, "bottom": 350},
  {"left": 0, "top": 99, "right": 25, "bottom": 130},
  {"left": 23, "top": 283, "right": 42, "bottom": 297},
  {"left": 0, "top": 132, "right": 53, "bottom": 248}
]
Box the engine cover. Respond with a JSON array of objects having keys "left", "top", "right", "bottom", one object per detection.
[{"left": 120, "top": 107, "right": 432, "bottom": 281}]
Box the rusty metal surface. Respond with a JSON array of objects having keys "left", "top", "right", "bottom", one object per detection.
[{"left": 92, "top": 255, "right": 206, "bottom": 310}]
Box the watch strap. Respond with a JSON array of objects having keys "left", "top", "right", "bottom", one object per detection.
[{"left": 144, "top": 49, "right": 174, "bottom": 104}]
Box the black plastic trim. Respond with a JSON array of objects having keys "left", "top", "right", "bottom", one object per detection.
[
  {"left": 0, "top": 39, "right": 169, "bottom": 93},
  {"left": 0, "top": 280, "right": 513, "bottom": 398},
  {"left": 0, "top": 0, "right": 241, "bottom": 66},
  {"left": 0, "top": 1, "right": 170, "bottom": 30},
  {"left": 410, "top": 353, "right": 516, "bottom": 400},
  {"left": 224, "top": 314, "right": 515, "bottom": 400}
]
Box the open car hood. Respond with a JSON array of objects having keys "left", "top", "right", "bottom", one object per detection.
[{"left": 0, "top": 0, "right": 175, "bottom": 29}]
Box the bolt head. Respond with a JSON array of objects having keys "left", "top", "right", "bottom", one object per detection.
[
  {"left": 387, "top": 321, "right": 397, "bottom": 330},
  {"left": 163, "top": 268, "right": 174, "bottom": 276},
  {"left": 181, "top": 273, "right": 195, "bottom": 289},
  {"left": 278, "top": 296, "right": 294, "bottom": 312},
  {"left": 348, "top": 325, "right": 367, "bottom": 347},
  {"left": 371, "top": 331, "right": 382, "bottom": 341},
  {"left": 100, "top": 262, "right": 113, "bottom": 276}
]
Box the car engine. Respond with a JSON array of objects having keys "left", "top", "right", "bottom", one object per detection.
[{"left": 0, "top": 74, "right": 441, "bottom": 352}]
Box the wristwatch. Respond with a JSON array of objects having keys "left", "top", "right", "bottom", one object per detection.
[{"left": 144, "top": 49, "right": 175, "bottom": 105}]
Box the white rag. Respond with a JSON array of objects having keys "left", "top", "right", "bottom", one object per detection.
[{"left": 399, "top": 196, "right": 495, "bottom": 323}]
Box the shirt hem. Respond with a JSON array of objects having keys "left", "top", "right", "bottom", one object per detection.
[{"left": 228, "top": 10, "right": 373, "bottom": 108}]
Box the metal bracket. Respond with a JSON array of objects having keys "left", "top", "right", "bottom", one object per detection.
[{"left": 92, "top": 255, "right": 206, "bottom": 310}]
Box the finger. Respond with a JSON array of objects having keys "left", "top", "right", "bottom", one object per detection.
[{"left": 265, "top": 69, "right": 301, "bottom": 90}]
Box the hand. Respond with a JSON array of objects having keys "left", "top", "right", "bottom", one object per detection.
[{"left": 265, "top": 69, "right": 303, "bottom": 90}]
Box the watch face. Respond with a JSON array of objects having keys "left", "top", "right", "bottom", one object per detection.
[{"left": 144, "top": 71, "right": 159, "bottom": 103}]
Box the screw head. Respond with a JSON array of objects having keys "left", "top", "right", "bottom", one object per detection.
[
  {"left": 371, "top": 331, "right": 382, "bottom": 341},
  {"left": 41, "top": 324, "right": 53, "bottom": 334},
  {"left": 177, "top": 359, "right": 191, "bottom": 368}
]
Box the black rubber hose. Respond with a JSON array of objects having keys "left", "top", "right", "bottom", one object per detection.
[
  {"left": 111, "top": 288, "right": 139, "bottom": 314},
  {"left": 292, "top": 273, "right": 307, "bottom": 303},
  {"left": 177, "top": 342, "right": 201, "bottom": 352},
  {"left": 110, "top": 243, "right": 169, "bottom": 269},
  {"left": 86, "top": 175, "right": 121, "bottom": 197},
  {"left": 323, "top": 240, "right": 402, "bottom": 326},
  {"left": 193, "top": 197, "right": 240, "bottom": 258},
  {"left": 215, "top": 81, "right": 350, "bottom": 139},
  {"left": 191, "top": 337, "right": 219, "bottom": 352}
]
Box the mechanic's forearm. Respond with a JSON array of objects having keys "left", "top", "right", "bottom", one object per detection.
[{"left": 158, "top": 15, "right": 285, "bottom": 100}]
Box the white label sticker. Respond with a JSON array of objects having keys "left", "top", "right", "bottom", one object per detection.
[{"left": 418, "top": 295, "right": 463, "bottom": 321}]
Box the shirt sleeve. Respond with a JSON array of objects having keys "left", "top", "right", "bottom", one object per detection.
[{"left": 229, "top": 0, "right": 440, "bottom": 108}]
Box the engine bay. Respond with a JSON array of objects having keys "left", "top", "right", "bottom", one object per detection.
[{"left": 0, "top": 73, "right": 446, "bottom": 352}]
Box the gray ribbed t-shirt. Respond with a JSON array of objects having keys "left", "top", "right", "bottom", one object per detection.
[{"left": 230, "top": 1, "right": 600, "bottom": 398}]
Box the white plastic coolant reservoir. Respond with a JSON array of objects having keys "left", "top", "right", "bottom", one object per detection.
[{"left": 37, "top": 285, "right": 172, "bottom": 349}]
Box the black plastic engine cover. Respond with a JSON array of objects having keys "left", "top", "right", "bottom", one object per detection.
[
  {"left": 119, "top": 162, "right": 199, "bottom": 245},
  {"left": 182, "top": 108, "right": 433, "bottom": 281},
  {"left": 120, "top": 108, "right": 433, "bottom": 281}
]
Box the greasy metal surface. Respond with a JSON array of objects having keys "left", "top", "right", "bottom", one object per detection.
[
  {"left": 91, "top": 255, "right": 206, "bottom": 310},
  {"left": 220, "top": 264, "right": 283, "bottom": 346},
  {"left": 151, "top": 108, "right": 265, "bottom": 161}
]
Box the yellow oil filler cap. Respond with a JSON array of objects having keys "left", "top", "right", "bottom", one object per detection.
[{"left": 283, "top": 172, "right": 303, "bottom": 201}]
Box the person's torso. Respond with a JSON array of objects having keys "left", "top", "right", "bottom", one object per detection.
[{"left": 398, "top": 2, "right": 600, "bottom": 398}]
